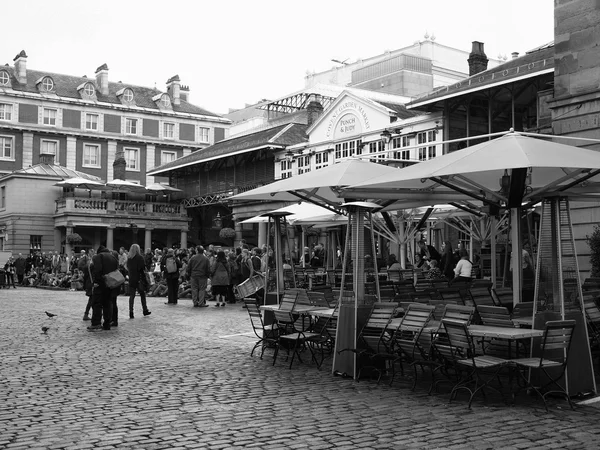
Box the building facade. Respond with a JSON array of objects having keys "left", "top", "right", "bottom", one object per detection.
[{"left": 0, "top": 51, "right": 230, "bottom": 254}]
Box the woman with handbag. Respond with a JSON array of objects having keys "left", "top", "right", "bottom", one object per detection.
[
  {"left": 126, "top": 244, "right": 151, "bottom": 319},
  {"left": 210, "top": 250, "right": 230, "bottom": 307}
]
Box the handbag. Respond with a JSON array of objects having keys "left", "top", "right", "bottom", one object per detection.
[{"left": 103, "top": 269, "right": 125, "bottom": 289}]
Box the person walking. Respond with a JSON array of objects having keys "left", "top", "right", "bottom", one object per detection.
[
  {"left": 81, "top": 249, "right": 95, "bottom": 321},
  {"left": 186, "top": 245, "right": 210, "bottom": 307},
  {"left": 14, "top": 253, "right": 26, "bottom": 286},
  {"left": 210, "top": 250, "right": 230, "bottom": 307},
  {"left": 88, "top": 245, "right": 119, "bottom": 331},
  {"left": 126, "top": 244, "right": 151, "bottom": 319},
  {"left": 161, "top": 248, "right": 181, "bottom": 305}
]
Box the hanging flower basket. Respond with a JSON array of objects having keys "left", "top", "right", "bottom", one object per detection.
[
  {"left": 66, "top": 232, "right": 83, "bottom": 244},
  {"left": 219, "top": 227, "right": 236, "bottom": 239}
]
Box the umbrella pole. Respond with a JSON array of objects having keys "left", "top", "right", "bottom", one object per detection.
[
  {"left": 369, "top": 211, "right": 380, "bottom": 301},
  {"left": 490, "top": 215, "right": 497, "bottom": 287},
  {"left": 264, "top": 217, "right": 271, "bottom": 306},
  {"left": 510, "top": 207, "right": 522, "bottom": 306},
  {"left": 284, "top": 216, "right": 296, "bottom": 288}
]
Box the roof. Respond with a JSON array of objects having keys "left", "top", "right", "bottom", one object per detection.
[
  {"left": 407, "top": 43, "right": 555, "bottom": 109},
  {"left": 377, "top": 102, "right": 421, "bottom": 120},
  {"left": 148, "top": 123, "right": 308, "bottom": 176},
  {"left": 0, "top": 66, "right": 223, "bottom": 118},
  {"left": 2, "top": 163, "right": 102, "bottom": 181}
]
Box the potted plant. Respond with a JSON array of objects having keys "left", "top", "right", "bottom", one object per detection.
[
  {"left": 219, "top": 227, "right": 236, "bottom": 240},
  {"left": 65, "top": 232, "right": 82, "bottom": 245},
  {"left": 586, "top": 224, "right": 600, "bottom": 277}
]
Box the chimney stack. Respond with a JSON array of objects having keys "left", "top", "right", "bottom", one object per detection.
[
  {"left": 180, "top": 85, "right": 190, "bottom": 103},
  {"left": 511, "top": 52, "right": 520, "bottom": 59},
  {"left": 167, "top": 75, "right": 181, "bottom": 106},
  {"left": 467, "top": 41, "right": 489, "bottom": 76},
  {"left": 13, "top": 50, "right": 27, "bottom": 84},
  {"left": 95, "top": 64, "right": 109, "bottom": 96},
  {"left": 113, "top": 149, "right": 126, "bottom": 181}
]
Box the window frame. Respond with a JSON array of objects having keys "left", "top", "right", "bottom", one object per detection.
[
  {"left": 163, "top": 122, "right": 175, "bottom": 139},
  {"left": 0, "top": 103, "right": 13, "bottom": 121},
  {"left": 41, "top": 76, "right": 54, "bottom": 92},
  {"left": 161, "top": 150, "right": 177, "bottom": 165},
  {"left": 122, "top": 88, "right": 134, "bottom": 103},
  {"left": 0, "top": 70, "right": 9, "bottom": 86},
  {"left": 85, "top": 113, "right": 99, "bottom": 131},
  {"left": 124, "top": 147, "right": 139, "bottom": 171},
  {"left": 82, "top": 143, "right": 101, "bottom": 168},
  {"left": 125, "top": 118, "right": 138, "bottom": 135},
  {"left": 40, "top": 139, "right": 59, "bottom": 158},
  {"left": 43, "top": 108, "right": 57, "bottom": 126},
  {"left": 0, "top": 185, "right": 5, "bottom": 210},
  {"left": 199, "top": 127, "right": 210, "bottom": 143},
  {"left": 160, "top": 94, "right": 171, "bottom": 108},
  {"left": 0, "top": 135, "right": 14, "bottom": 160},
  {"left": 83, "top": 83, "right": 95, "bottom": 97}
]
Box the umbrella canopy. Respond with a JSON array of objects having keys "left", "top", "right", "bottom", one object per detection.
[
  {"left": 54, "top": 177, "right": 104, "bottom": 190},
  {"left": 241, "top": 202, "right": 342, "bottom": 224},
  {"left": 103, "top": 179, "right": 147, "bottom": 192},
  {"left": 231, "top": 158, "right": 401, "bottom": 207},
  {"left": 145, "top": 183, "right": 182, "bottom": 195},
  {"left": 343, "top": 131, "right": 600, "bottom": 208}
]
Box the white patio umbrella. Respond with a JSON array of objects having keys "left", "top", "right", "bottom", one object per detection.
[
  {"left": 103, "top": 179, "right": 147, "bottom": 192},
  {"left": 54, "top": 177, "right": 104, "bottom": 190},
  {"left": 241, "top": 202, "right": 341, "bottom": 224},
  {"left": 145, "top": 183, "right": 183, "bottom": 195},
  {"left": 231, "top": 158, "right": 401, "bottom": 209}
]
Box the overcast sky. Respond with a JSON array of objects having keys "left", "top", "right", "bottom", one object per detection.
[{"left": 2, "top": 0, "right": 553, "bottom": 115}]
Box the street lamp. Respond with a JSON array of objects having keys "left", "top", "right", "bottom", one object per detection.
[{"left": 380, "top": 129, "right": 392, "bottom": 147}]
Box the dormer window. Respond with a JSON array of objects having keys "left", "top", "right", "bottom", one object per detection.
[
  {"left": 123, "top": 88, "right": 134, "bottom": 102},
  {"left": 40, "top": 76, "right": 55, "bottom": 92},
  {"left": 116, "top": 87, "right": 135, "bottom": 104},
  {"left": 160, "top": 94, "right": 171, "bottom": 108},
  {"left": 0, "top": 70, "right": 9, "bottom": 86},
  {"left": 77, "top": 81, "right": 97, "bottom": 100}
]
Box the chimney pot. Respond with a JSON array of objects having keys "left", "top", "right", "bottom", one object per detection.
[{"left": 511, "top": 52, "right": 519, "bottom": 59}]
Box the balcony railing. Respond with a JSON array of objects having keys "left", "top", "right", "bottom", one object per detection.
[{"left": 55, "top": 196, "right": 185, "bottom": 217}]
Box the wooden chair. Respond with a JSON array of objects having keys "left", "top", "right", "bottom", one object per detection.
[
  {"left": 477, "top": 305, "right": 523, "bottom": 358},
  {"left": 387, "top": 270, "right": 402, "bottom": 283},
  {"left": 244, "top": 298, "right": 280, "bottom": 360},
  {"left": 279, "top": 290, "right": 299, "bottom": 311},
  {"left": 273, "top": 309, "right": 321, "bottom": 369},
  {"left": 379, "top": 286, "right": 397, "bottom": 302},
  {"left": 477, "top": 305, "right": 514, "bottom": 327},
  {"left": 430, "top": 279, "right": 449, "bottom": 291},
  {"left": 512, "top": 320, "right": 577, "bottom": 411},
  {"left": 466, "top": 286, "right": 496, "bottom": 308},
  {"left": 393, "top": 280, "right": 416, "bottom": 301},
  {"left": 438, "top": 318, "right": 511, "bottom": 408},
  {"left": 414, "top": 276, "right": 432, "bottom": 291},
  {"left": 437, "top": 287, "right": 466, "bottom": 306},
  {"left": 582, "top": 290, "right": 600, "bottom": 369},
  {"left": 307, "top": 290, "right": 330, "bottom": 308},
  {"left": 491, "top": 287, "right": 514, "bottom": 312}
]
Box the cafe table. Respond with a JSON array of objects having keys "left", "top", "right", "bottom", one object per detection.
[
  {"left": 467, "top": 325, "right": 543, "bottom": 340},
  {"left": 512, "top": 317, "right": 533, "bottom": 327}
]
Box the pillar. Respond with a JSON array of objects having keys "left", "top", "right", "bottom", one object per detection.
[
  {"left": 234, "top": 222, "right": 243, "bottom": 248},
  {"left": 145, "top": 228, "right": 152, "bottom": 251},
  {"left": 64, "top": 225, "right": 73, "bottom": 255},
  {"left": 107, "top": 140, "right": 117, "bottom": 181},
  {"left": 106, "top": 226, "right": 114, "bottom": 251},
  {"left": 180, "top": 229, "right": 188, "bottom": 249},
  {"left": 145, "top": 144, "right": 155, "bottom": 185},
  {"left": 22, "top": 132, "right": 33, "bottom": 168},
  {"left": 54, "top": 228, "right": 62, "bottom": 253},
  {"left": 258, "top": 222, "right": 267, "bottom": 248},
  {"left": 66, "top": 136, "right": 77, "bottom": 170}
]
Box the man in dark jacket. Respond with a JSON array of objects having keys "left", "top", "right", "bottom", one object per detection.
[
  {"left": 186, "top": 245, "right": 210, "bottom": 307},
  {"left": 89, "top": 245, "right": 119, "bottom": 331}
]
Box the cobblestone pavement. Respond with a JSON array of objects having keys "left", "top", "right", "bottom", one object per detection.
[{"left": 2, "top": 287, "right": 600, "bottom": 450}]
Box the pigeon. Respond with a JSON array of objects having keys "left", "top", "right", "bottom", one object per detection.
[
  {"left": 41, "top": 326, "right": 50, "bottom": 334},
  {"left": 45, "top": 311, "right": 57, "bottom": 318}
]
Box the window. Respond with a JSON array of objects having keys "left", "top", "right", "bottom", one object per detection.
[
  {"left": 0, "top": 70, "right": 9, "bottom": 86},
  {"left": 41, "top": 77, "right": 54, "bottom": 92},
  {"left": 199, "top": 127, "right": 209, "bottom": 143},
  {"left": 335, "top": 143, "right": 341, "bottom": 159},
  {"left": 43, "top": 108, "right": 57, "bottom": 126},
  {"left": 427, "top": 130, "right": 437, "bottom": 142},
  {"left": 349, "top": 141, "right": 355, "bottom": 157},
  {"left": 342, "top": 142, "right": 348, "bottom": 158},
  {"left": 85, "top": 113, "right": 98, "bottom": 131},
  {"left": 418, "top": 148, "right": 427, "bottom": 161},
  {"left": 41, "top": 140, "right": 58, "bottom": 156},
  {"left": 356, "top": 140, "right": 363, "bottom": 155},
  {"left": 161, "top": 151, "right": 176, "bottom": 165},
  {"left": 124, "top": 147, "right": 139, "bottom": 170},
  {"left": 160, "top": 94, "right": 171, "bottom": 108},
  {"left": 163, "top": 123, "right": 175, "bottom": 139},
  {"left": 0, "top": 185, "right": 5, "bottom": 209},
  {"left": 125, "top": 118, "right": 137, "bottom": 135},
  {"left": 402, "top": 136, "right": 411, "bottom": 147},
  {"left": 315, "top": 151, "right": 329, "bottom": 170},
  {"left": 428, "top": 146, "right": 436, "bottom": 159},
  {"left": 122, "top": 88, "right": 134, "bottom": 102},
  {"left": 83, "top": 144, "right": 100, "bottom": 167},
  {"left": 369, "top": 141, "right": 384, "bottom": 162},
  {"left": 298, "top": 155, "right": 311, "bottom": 175},
  {"left": 30, "top": 235, "right": 42, "bottom": 252},
  {"left": 280, "top": 160, "right": 292, "bottom": 179},
  {"left": 0, "top": 103, "right": 12, "bottom": 121},
  {"left": 83, "top": 83, "right": 95, "bottom": 97},
  {"left": 0, "top": 136, "right": 14, "bottom": 160}
]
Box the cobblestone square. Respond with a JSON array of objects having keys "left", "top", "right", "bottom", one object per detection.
[{"left": 2, "top": 288, "right": 600, "bottom": 449}]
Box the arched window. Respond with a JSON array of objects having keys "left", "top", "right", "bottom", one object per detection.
[
  {"left": 0, "top": 70, "right": 9, "bottom": 86},
  {"left": 41, "top": 76, "right": 54, "bottom": 92},
  {"left": 122, "top": 88, "right": 134, "bottom": 102},
  {"left": 83, "top": 83, "right": 95, "bottom": 97},
  {"left": 160, "top": 94, "right": 171, "bottom": 108}
]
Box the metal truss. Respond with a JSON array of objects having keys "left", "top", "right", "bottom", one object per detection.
[{"left": 182, "top": 192, "right": 233, "bottom": 208}]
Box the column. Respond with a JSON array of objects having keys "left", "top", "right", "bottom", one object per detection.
[
  {"left": 106, "top": 226, "right": 114, "bottom": 251},
  {"left": 258, "top": 222, "right": 267, "bottom": 248},
  {"left": 22, "top": 132, "right": 33, "bottom": 168},
  {"left": 66, "top": 136, "right": 77, "bottom": 170},
  {"left": 145, "top": 228, "right": 153, "bottom": 251},
  {"left": 180, "top": 229, "right": 188, "bottom": 249},
  {"left": 54, "top": 228, "right": 62, "bottom": 253},
  {"left": 145, "top": 144, "right": 155, "bottom": 185},
  {"left": 234, "top": 222, "right": 243, "bottom": 248},
  {"left": 64, "top": 225, "right": 73, "bottom": 255},
  {"left": 107, "top": 140, "right": 117, "bottom": 181}
]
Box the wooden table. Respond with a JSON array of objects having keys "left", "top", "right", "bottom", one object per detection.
[
  {"left": 467, "top": 325, "right": 543, "bottom": 339},
  {"left": 512, "top": 317, "right": 533, "bottom": 327},
  {"left": 259, "top": 305, "right": 332, "bottom": 314}
]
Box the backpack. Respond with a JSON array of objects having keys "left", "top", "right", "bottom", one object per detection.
[
  {"left": 251, "top": 256, "right": 262, "bottom": 271},
  {"left": 166, "top": 256, "right": 178, "bottom": 273}
]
